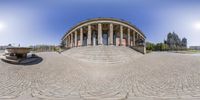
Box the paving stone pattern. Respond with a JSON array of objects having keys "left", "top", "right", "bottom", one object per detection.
[{"left": 0, "top": 46, "right": 200, "bottom": 100}]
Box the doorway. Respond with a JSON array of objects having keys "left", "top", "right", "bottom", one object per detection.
[
  {"left": 102, "top": 32, "right": 108, "bottom": 45},
  {"left": 92, "top": 31, "right": 97, "bottom": 46}
]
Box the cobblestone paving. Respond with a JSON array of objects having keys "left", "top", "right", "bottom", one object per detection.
[{"left": 0, "top": 47, "right": 200, "bottom": 100}]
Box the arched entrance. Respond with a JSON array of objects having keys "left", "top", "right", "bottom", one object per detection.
[
  {"left": 92, "top": 31, "right": 97, "bottom": 46},
  {"left": 102, "top": 31, "right": 108, "bottom": 45},
  {"left": 113, "top": 32, "right": 116, "bottom": 45},
  {"left": 83, "top": 33, "right": 87, "bottom": 46}
]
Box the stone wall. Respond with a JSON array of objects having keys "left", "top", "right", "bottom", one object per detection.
[{"left": 131, "top": 46, "right": 146, "bottom": 54}]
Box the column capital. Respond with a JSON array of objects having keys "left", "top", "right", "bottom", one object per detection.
[
  {"left": 75, "top": 30, "right": 78, "bottom": 34},
  {"left": 128, "top": 28, "right": 130, "bottom": 32},
  {"left": 120, "top": 25, "right": 123, "bottom": 29},
  {"left": 80, "top": 27, "right": 83, "bottom": 31}
]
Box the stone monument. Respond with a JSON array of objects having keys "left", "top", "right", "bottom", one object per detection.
[{"left": 1, "top": 47, "right": 40, "bottom": 64}]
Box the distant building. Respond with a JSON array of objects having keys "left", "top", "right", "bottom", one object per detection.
[
  {"left": 0, "top": 46, "right": 9, "bottom": 50},
  {"left": 0, "top": 44, "right": 13, "bottom": 50},
  {"left": 165, "top": 32, "right": 187, "bottom": 49},
  {"left": 190, "top": 46, "right": 200, "bottom": 50}
]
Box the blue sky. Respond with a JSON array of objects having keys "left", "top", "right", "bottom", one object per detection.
[{"left": 0, "top": 0, "right": 200, "bottom": 46}]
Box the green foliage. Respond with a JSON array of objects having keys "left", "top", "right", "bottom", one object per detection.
[
  {"left": 160, "top": 43, "right": 169, "bottom": 51},
  {"left": 146, "top": 32, "right": 187, "bottom": 51},
  {"left": 146, "top": 42, "right": 155, "bottom": 51},
  {"left": 146, "top": 42, "right": 169, "bottom": 51},
  {"left": 29, "top": 45, "right": 59, "bottom": 52},
  {"left": 60, "top": 41, "right": 66, "bottom": 49}
]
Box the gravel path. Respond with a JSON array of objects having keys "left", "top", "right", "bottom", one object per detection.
[{"left": 0, "top": 48, "right": 200, "bottom": 100}]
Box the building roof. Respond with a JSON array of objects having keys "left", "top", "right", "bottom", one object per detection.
[{"left": 62, "top": 17, "right": 146, "bottom": 40}]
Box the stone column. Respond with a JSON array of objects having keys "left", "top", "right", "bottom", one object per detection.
[
  {"left": 68, "top": 36, "right": 70, "bottom": 47},
  {"left": 75, "top": 31, "right": 77, "bottom": 47},
  {"left": 66, "top": 36, "right": 68, "bottom": 47},
  {"left": 67, "top": 36, "right": 69, "bottom": 47},
  {"left": 120, "top": 25, "right": 123, "bottom": 46},
  {"left": 98, "top": 23, "right": 102, "bottom": 45},
  {"left": 144, "top": 39, "right": 146, "bottom": 54},
  {"left": 71, "top": 33, "right": 73, "bottom": 47},
  {"left": 133, "top": 31, "right": 135, "bottom": 46},
  {"left": 80, "top": 27, "right": 83, "bottom": 46},
  {"left": 87, "top": 25, "right": 91, "bottom": 45},
  {"left": 127, "top": 28, "right": 130, "bottom": 46},
  {"left": 109, "top": 23, "right": 113, "bottom": 45},
  {"left": 65, "top": 38, "right": 67, "bottom": 48}
]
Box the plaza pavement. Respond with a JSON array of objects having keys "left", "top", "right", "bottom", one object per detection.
[{"left": 0, "top": 46, "right": 200, "bottom": 100}]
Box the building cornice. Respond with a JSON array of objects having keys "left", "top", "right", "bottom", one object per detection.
[{"left": 62, "top": 17, "right": 146, "bottom": 40}]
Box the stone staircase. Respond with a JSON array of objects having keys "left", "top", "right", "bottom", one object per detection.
[{"left": 62, "top": 46, "right": 143, "bottom": 64}]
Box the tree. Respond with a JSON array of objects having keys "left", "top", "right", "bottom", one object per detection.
[
  {"left": 146, "top": 42, "right": 155, "bottom": 51},
  {"left": 60, "top": 40, "right": 66, "bottom": 49},
  {"left": 8, "top": 44, "right": 12, "bottom": 46},
  {"left": 182, "top": 38, "right": 187, "bottom": 48},
  {"left": 162, "top": 43, "right": 169, "bottom": 51},
  {"left": 154, "top": 43, "right": 169, "bottom": 51}
]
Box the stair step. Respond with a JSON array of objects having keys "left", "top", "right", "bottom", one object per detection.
[{"left": 62, "top": 46, "right": 143, "bottom": 63}]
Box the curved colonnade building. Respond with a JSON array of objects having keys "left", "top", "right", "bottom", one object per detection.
[{"left": 62, "top": 18, "right": 146, "bottom": 54}]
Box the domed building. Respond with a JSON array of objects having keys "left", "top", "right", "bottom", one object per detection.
[{"left": 62, "top": 18, "right": 146, "bottom": 54}]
